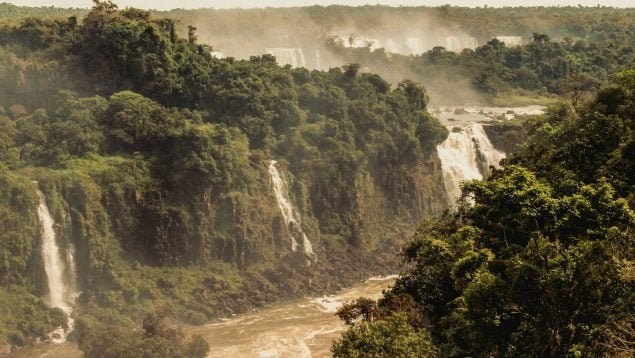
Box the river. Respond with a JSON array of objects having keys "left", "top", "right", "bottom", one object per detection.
[
  {"left": 187, "top": 276, "right": 397, "bottom": 358},
  {"left": 9, "top": 276, "right": 396, "bottom": 358}
]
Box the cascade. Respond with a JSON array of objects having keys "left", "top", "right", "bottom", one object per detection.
[
  {"left": 464, "top": 37, "right": 478, "bottom": 49},
  {"left": 210, "top": 51, "right": 225, "bottom": 59},
  {"left": 446, "top": 36, "right": 478, "bottom": 52},
  {"left": 265, "top": 48, "right": 306, "bottom": 68},
  {"left": 385, "top": 38, "right": 397, "bottom": 53},
  {"left": 405, "top": 37, "right": 424, "bottom": 55},
  {"left": 446, "top": 36, "right": 462, "bottom": 52},
  {"left": 314, "top": 50, "right": 322, "bottom": 70},
  {"left": 268, "top": 161, "right": 315, "bottom": 256},
  {"left": 437, "top": 123, "right": 505, "bottom": 207},
  {"left": 297, "top": 49, "right": 306, "bottom": 68},
  {"left": 495, "top": 36, "right": 524, "bottom": 47},
  {"left": 36, "top": 188, "right": 77, "bottom": 343}
]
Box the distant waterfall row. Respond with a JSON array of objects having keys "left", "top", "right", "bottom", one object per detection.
[
  {"left": 437, "top": 123, "right": 505, "bottom": 207},
  {"left": 268, "top": 160, "right": 315, "bottom": 257},
  {"left": 36, "top": 188, "right": 78, "bottom": 343}
]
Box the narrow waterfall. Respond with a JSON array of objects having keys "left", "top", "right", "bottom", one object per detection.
[
  {"left": 437, "top": 123, "right": 505, "bottom": 206},
  {"left": 314, "top": 50, "right": 322, "bottom": 71},
  {"left": 36, "top": 189, "right": 77, "bottom": 343},
  {"left": 268, "top": 160, "right": 315, "bottom": 256}
]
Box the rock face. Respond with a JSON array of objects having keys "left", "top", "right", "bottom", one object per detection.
[{"left": 33, "top": 151, "right": 448, "bottom": 281}]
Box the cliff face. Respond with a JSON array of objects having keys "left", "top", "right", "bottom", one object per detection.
[
  {"left": 0, "top": 6, "right": 453, "bottom": 347},
  {"left": 0, "top": 154, "right": 445, "bottom": 345},
  {"left": 18, "top": 151, "right": 447, "bottom": 300},
  {"left": 48, "top": 156, "right": 448, "bottom": 268}
]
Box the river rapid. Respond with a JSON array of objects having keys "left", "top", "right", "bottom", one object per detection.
[
  {"left": 186, "top": 276, "right": 397, "bottom": 358},
  {"left": 10, "top": 276, "right": 396, "bottom": 358}
]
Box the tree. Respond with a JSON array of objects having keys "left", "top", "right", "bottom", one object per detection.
[
  {"left": 80, "top": 311, "right": 210, "bottom": 358},
  {"left": 340, "top": 74, "right": 635, "bottom": 356},
  {"left": 331, "top": 314, "right": 437, "bottom": 358}
]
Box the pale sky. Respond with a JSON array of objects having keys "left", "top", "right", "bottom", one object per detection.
[{"left": 4, "top": 1, "right": 635, "bottom": 10}]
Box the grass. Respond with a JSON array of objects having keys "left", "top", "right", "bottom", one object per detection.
[{"left": 489, "top": 91, "right": 562, "bottom": 107}]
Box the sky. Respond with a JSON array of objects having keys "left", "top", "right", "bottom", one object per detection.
[{"left": 5, "top": 0, "right": 634, "bottom": 10}]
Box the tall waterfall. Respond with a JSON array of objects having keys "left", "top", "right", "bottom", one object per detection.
[
  {"left": 36, "top": 189, "right": 77, "bottom": 343},
  {"left": 437, "top": 123, "right": 505, "bottom": 207},
  {"left": 268, "top": 160, "right": 315, "bottom": 256}
]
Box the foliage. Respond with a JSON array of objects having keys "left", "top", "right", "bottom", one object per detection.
[
  {"left": 0, "top": 286, "right": 64, "bottom": 347},
  {"left": 157, "top": 5, "right": 635, "bottom": 104},
  {"left": 330, "top": 33, "right": 634, "bottom": 104},
  {"left": 78, "top": 311, "right": 209, "bottom": 358},
  {"left": 331, "top": 314, "right": 436, "bottom": 357},
  {"left": 0, "top": 2, "right": 447, "bottom": 351},
  {"left": 338, "top": 72, "right": 635, "bottom": 356}
]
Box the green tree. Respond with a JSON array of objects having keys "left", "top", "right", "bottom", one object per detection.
[{"left": 332, "top": 314, "right": 437, "bottom": 358}]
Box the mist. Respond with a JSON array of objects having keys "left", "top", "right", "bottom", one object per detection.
[
  {"left": 7, "top": 1, "right": 635, "bottom": 10},
  {"left": 173, "top": 6, "right": 489, "bottom": 104}
]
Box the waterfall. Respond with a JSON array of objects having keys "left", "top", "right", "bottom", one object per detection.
[
  {"left": 265, "top": 48, "right": 306, "bottom": 68},
  {"left": 446, "top": 36, "right": 462, "bottom": 52},
  {"left": 314, "top": 50, "right": 322, "bottom": 71},
  {"left": 464, "top": 37, "right": 478, "bottom": 49},
  {"left": 296, "top": 49, "right": 306, "bottom": 68},
  {"left": 210, "top": 51, "right": 225, "bottom": 59},
  {"left": 405, "top": 37, "right": 424, "bottom": 55},
  {"left": 385, "top": 38, "right": 397, "bottom": 53},
  {"left": 36, "top": 189, "right": 77, "bottom": 343},
  {"left": 446, "top": 36, "right": 478, "bottom": 52},
  {"left": 437, "top": 123, "right": 505, "bottom": 207},
  {"left": 495, "top": 36, "right": 524, "bottom": 47},
  {"left": 268, "top": 160, "right": 315, "bottom": 256}
]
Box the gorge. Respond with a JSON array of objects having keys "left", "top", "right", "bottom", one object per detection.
[{"left": 6, "top": 2, "right": 630, "bottom": 357}]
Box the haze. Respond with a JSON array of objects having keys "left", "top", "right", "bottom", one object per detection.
[{"left": 6, "top": 0, "right": 635, "bottom": 10}]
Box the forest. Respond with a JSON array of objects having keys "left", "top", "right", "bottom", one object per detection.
[
  {"left": 164, "top": 4, "right": 635, "bottom": 104},
  {"left": 0, "top": 1, "right": 447, "bottom": 354},
  {"left": 0, "top": 1, "right": 632, "bottom": 356},
  {"left": 332, "top": 71, "right": 635, "bottom": 356},
  {"left": 329, "top": 30, "right": 635, "bottom": 105}
]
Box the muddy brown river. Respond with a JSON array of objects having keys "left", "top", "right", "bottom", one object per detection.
[
  {"left": 10, "top": 276, "right": 396, "bottom": 358},
  {"left": 188, "top": 276, "right": 396, "bottom": 358}
]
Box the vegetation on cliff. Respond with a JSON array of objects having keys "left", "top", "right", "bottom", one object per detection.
[
  {"left": 1, "top": 2, "right": 633, "bottom": 355},
  {"left": 0, "top": 1, "right": 447, "bottom": 351},
  {"left": 330, "top": 29, "right": 635, "bottom": 105},
  {"left": 333, "top": 70, "right": 635, "bottom": 356}
]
